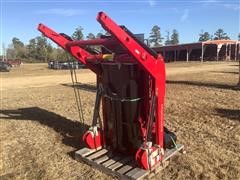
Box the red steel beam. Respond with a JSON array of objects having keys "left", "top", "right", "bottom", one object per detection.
[
  {"left": 97, "top": 12, "right": 165, "bottom": 80},
  {"left": 65, "top": 38, "right": 116, "bottom": 48},
  {"left": 38, "top": 23, "right": 91, "bottom": 65}
]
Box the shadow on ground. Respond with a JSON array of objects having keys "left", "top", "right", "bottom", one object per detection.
[
  {"left": 210, "top": 71, "right": 239, "bottom": 75},
  {"left": 0, "top": 107, "right": 89, "bottom": 150},
  {"left": 62, "top": 83, "right": 96, "bottom": 92},
  {"left": 215, "top": 108, "right": 240, "bottom": 122},
  {"left": 229, "top": 64, "right": 239, "bottom": 67},
  {"left": 166, "top": 80, "right": 239, "bottom": 91}
]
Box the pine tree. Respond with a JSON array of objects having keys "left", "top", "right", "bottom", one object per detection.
[
  {"left": 149, "top": 25, "right": 163, "bottom": 47},
  {"left": 171, "top": 29, "right": 179, "bottom": 45},
  {"left": 165, "top": 31, "right": 172, "bottom": 45},
  {"left": 199, "top": 31, "right": 212, "bottom": 42},
  {"left": 11, "top": 37, "right": 27, "bottom": 59},
  {"left": 12, "top": 37, "right": 24, "bottom": 48},
  {"left": 86, "top": 33, "right": 96, "bottom": 40},
  {"left": 36, "top": 36, "right": 48, "bottom": 62},
  {"left": 72, "top": 26, "right": 84, "bottom": 40},
  {"left": 96, "top": 32, "right": 103, "bottom": 38},
  {"left": 213, "top": 28, "right": 230, "bottom": 40}
]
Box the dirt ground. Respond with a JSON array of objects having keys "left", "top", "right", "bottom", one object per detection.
[{"left": 0, "top": 62, "right": 239, "bottom": 180}]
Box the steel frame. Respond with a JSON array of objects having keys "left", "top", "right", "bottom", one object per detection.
[{"left": 38, "top": 11, "right": 167, "bottom": 170}]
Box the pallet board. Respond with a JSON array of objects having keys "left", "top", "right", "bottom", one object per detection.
[{"left": 75, "top": 144, "right": 184, "bottom": 180}]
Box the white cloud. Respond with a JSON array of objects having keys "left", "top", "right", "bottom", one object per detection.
[
  {"left": 200, "top": 0, "right": 219, "bottom": 7},
  {"left": 35, "top": 8, "right": 86, "bottom": 17},
  {"left": 202, "top": 0, "right": 219, "bottom": 3},
  {"left": 119, "top": 9, "right": 146, "bottom": 13},
  {"left": 148, "top": 0, "right": 156, "bottom": 7},
  {"left": 223, "top": 4, "right": 240, "bottom": 11},
  {"left": 170, "top": 7, "right": 180, "bottom": 13},
  {"left": 200, "top": 0, "right": 240, "bottom": 11},
  {"left": 180, "top": 9, "right": 189, "bottom": 23}
]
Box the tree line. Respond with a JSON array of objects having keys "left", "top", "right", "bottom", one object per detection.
[
  {"left": 3, "top": 26, "right": 107, "bottom": 62},
  {"left": 149, "top": 26, "right": 237, "bottom": 47},
  {"left": 2, "top": 25, "right": 238, "bottom": 62}
]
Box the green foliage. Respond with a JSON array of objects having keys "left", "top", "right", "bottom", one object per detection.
[
  {"left": 5, "top": 36, "right": 53, "bottom": 62},
  {"left": 25, "top": 36, "right": 53, "bottom": 62},
  {"left": 46, "top": 43, "right": 54, "bottom": 60},
  {"left": 165, "top": 31, "right": 172, "bottom": 45},
  {"left": 96, "top": 30, "right": 109, "bottom": 38},
  {"left": 6, "top": 28, "right": 85, "bottom": 62},
  {"left": 86, "top": 33, "right": 96, "bottom": 40},
  {"left": 105, "top": 31, "right": 111, "bottom": 36},
  {"left": 165, "top": 29, "right": 179, "bottom": 45},
  {"left": 6, "top": 45, "right": 16, "bottom": 59},
  {"left": 36, "top": 36, "right": 48, "bottom": 61},
  {"left": 149, "top": 25, "right": 163, "bottom": 47},
  {"left": 96, "top": 32, "right": 104, "bottom": 38},
  {"left": 171, "top": 29, "right": 179, "bottom": 45},
  {"left": 72, "top": 26, "right": 84, "bottom": 40},
  {"left": 27, "top": 38, "right": 37, "bottom": 60},
  {"left": 10, "top": 37, "right": 26, "bottom": 59},
  {"left": 7, "top": 25, "right": 232, "bottom": 63},
  {"left": 12, "top": 37, "right": 24, "bottom": 48},
  {"left": 213, "top": 28, "right": 230, "bottom": 40},
  {"left": 199, "top": 31, "right": 212, "bottom": 42},
  {"left": 6, "top": 26, "right": 101, "bottom": 62},
  {"left": 238, "top": 33, "right": 240, "bottom": 41}
]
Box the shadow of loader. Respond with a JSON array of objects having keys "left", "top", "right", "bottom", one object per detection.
[{"left": 0, "top": 107, "right": 90, "bottom": 158}]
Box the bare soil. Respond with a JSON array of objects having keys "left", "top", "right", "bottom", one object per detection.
[{"left": 0, "top": 62, "right": 239, "bottom": 180}]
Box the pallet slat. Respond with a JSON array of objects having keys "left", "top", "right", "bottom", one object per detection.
[
  {"left": 163, "top": 144, "right": 184, "bottom": 162},
  {"left": 94, "top": 152, "right": 114, "bottom": 164},
  {"left": 125, "top": 168, "right": 141, "bottom": 177},
  {"left": 102, "top": 156, "right": 122, "bottom": 167},
  {"left": 87, "top": 149, "right": 108, "bottom": 160},
  {"left": 117, "top": 164, "right": 134, "bottom": 175},
  {"left": 131, "top": 168, "right": 147, "bottom": 180},
  {"left": 108, "top": 157, "right": 132, "bottom": 171},
  {"left": 75, "top": 144, "right": 184, "bottom": 180},
  {"left": 75, "top": 148, "right": 96, "bottom": 158}
]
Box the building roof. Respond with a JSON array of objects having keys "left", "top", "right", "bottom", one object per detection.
[
  {"left": 152, "top": 40, "right": 240, "bottom": 52},
  {"left": 202, "top": 39, "right": 239, "bottom": 45}
]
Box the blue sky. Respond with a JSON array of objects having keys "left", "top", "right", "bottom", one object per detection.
[{"left": 1, "top": 0, "right": 239, "bottom": 54}]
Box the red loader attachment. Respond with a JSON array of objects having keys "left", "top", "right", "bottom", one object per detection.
[{"left": 38, "top": 12, "right": 184, "bottom": 179}]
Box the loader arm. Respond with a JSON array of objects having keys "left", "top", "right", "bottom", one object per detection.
[
  {"left": 38, "top": 23, "right": 90, "bottom": 65},
  {"left": 97, "top": 12, "right": 165, "bottom": 80}
]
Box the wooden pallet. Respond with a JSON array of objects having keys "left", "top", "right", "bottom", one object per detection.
[{"left": 75, "top": 144, "right": 184, "bottom": 180}]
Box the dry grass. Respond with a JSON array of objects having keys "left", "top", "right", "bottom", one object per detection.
[{"left": 0, "top": 62, "right": 239, "bottom": 179}]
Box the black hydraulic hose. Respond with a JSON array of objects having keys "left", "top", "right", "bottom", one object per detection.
[
  {"left": 92, "top": 87, "right": 103, "bottom": 127},
  {"left": 146, "top": 95, "right": 156, "bottom": 142}
]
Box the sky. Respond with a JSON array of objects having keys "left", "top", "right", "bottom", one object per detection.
[{"left": 0, "top": 0, "right": 239, "bottom": 55}]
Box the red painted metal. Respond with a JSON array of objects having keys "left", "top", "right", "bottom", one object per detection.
[
  {"left": 37, "top": 11, "right": 166, "bottom": 171},
  {"left": 65, "top": 38, "right": 116, "bottom": 48},
  {"left": 97, "top": 12, "right": 166, "bottom": 169},
  {"left": 97, "top": 11, "right": 165, "bottom": 145},
  {"left": 38, "top": 24, "right": 90, "bottom": 65},
  {"left": 82, "top": 129, "right": 103, "bottom": 149},
  {"left": 97, "top": 12, "right": 165, "bottom": 79}
]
